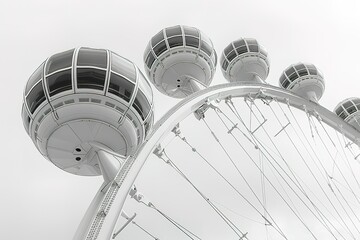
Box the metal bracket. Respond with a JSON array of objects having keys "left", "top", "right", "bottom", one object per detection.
[
  {"left": 194, "top": 98, "right": 220, "bottom": 120},
  {"left": 112, "top": 213, "right": 137, "bottom": 239}
]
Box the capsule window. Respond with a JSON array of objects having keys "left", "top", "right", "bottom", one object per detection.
[
  {"left": 26, "top": 62, "right": 45, "bottom": 95},
  {"left": 47, "top": 70, "right": 72, "bottom": 97},
  {"left": 297, "top": 68, "right": 308, "bottom": 77},
  {"left": 183, "top": 26, "right": 199, "bottom": 37},
  {"left": 222, "top": 58, "right": 229, "bottom": 70},
  {"left": 353, "top": 98, "right": 360, "bottom": 106},
  {"left": 151, "top": 31, "right": 164, "bottom": 47},
  {"left": 26, "top": 81, "right": 46, "bottom": 114},
  {"left": 279, "top": 74, "right": 286, "bottom": 84},
  {"left": 283, "top": 79, "right": 290, "bottom": 88},
  {"left": 347, "top": 105, "right": 357, "bottom": 115},
  {"left": 185, "top": 36, "right": 199, "bottom": 48},
  {"left": 108, "top": 72, "right": 134, "bottom": 102},
  {"left": 248, "top": 44, "right": 259, "bottom": 52},
  {"left": 46, "top": 49, "right": 74, "bottom": 75},
  {"left": 343, "top": 101, "right": 353, "bottom": 110},
  {"left": 245, "top": 39, "right": 257, "bottom": 46},
  {"left": 339, "top": 111, "right": 348, "bottom": 120},
  {"left": 285, "top": 67, "right": 296, "bottom": 78},
  {"left": 166, "top": 26, "right": 182, "bottom": 37},
  {"left": 145, "top": 51, "right": 156, "bottom": 69},
  {"left": 335, "top": 107, "right": 343, "bottom": 116},
  {"left": 77, "top": 68, "right": 106, "bottom": 91},
  {"left": 294, "top": 64, "right": 306, "bottom": 71},
  {"left": 111, "top": 53, "right": 136, "bottom": 82},
  {"left": 226, "top": 50, "right": 237, "bottom": 62},
  {"left": 308, "top": 68, "right": 317, "bottom": 75},
  {"left": 288, "top": 72, "right": 299, "bottom": 82},
  {"left": 153, "top": 40, "right": 167, "bottom": 57},
  {"left": 133, "top": 89, "right": 151, "bottom": 120},
  {"left": 200, "top": 41, "right": 212, "bottom": 56},
  {"left": 168, "top": 36, "right": 183, "bottom": 48},
  {"left": 259, "top": 49, "right": 267, "bottom": 57},
  {"left": 236, "top": 46, "right": 248, "bottom": 55},
  {"left": 144, "top": 113, "right": 154, "bottom": 135},
  {"left": 22, "top": 104, "right": 31, "bottom": 133},
  {"left": 224, "top": 44, "right": 234, "bottom": 56},
  {"left": 77, "top": 48, "right": 107, "bottom": 69},
  {"left": 233, "top": 39, "right": 246, "bottom": 48},
  {"left": 138, "top": 71, "right": 153, "bottom": 104}
]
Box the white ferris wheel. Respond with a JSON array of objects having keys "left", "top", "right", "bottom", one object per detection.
[{"left": 22, "top": 25, "right": 360, "bottom": 240}]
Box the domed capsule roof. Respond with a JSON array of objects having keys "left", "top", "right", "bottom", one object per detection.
[
  {"left": 279, "top": 63, "right": 325, "bottom": 102},
  {"left": 143, "top": 25, "right": 217, "bottom": 98},
  {"left": 220, "top": 38, "right": 270, "bottom": 82}
]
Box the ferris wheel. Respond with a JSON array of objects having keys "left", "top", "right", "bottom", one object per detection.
[{"left": 22, "top": 25, "right": 360, "bottom": 240}]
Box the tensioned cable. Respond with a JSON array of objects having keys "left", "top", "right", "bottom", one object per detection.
[
  {"left": 175, "top": 134, "right": 287, "bottom": 239},
  {"left": 139, "top": 201, "right": 201, "bottom": 240},
  {"left": 201, "top": 117, "right": 289, "bottom": 239},
  {"left": 269, "top": 99, "right": 357, "bottom": 237},
  {"left": 312, "top": 117, "right": 360, "bottom": 233},
  {"left": 225, "top": 98, "right": 345, "bottom": 239},
  {"left": 250, "top": 99, "right": 354, "bottom": 239},
  {"left": 159, "top": 150, "right": 249, "bottom": 239},
  {"left": 214, "top": 107, "right": 331, "bottom": 240},
  {"left": 285, "top": 102, "right": 355, "bottom": 236},
  {"left": 335, "top": 130, "right": 360, "bottom": 193}
]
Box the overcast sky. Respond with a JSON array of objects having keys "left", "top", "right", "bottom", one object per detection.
[{"left": 1, "top": 0, "right": 360, "bottom": 239}]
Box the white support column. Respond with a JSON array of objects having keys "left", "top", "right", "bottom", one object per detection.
[{"left": 73, "top": 149, "right": 124, "bottom": 240}]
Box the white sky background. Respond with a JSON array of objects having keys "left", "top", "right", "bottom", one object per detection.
[{"left": 1, "top": 0, "right": 360, "bottom": 239}]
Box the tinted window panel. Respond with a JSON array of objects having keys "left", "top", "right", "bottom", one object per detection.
[
  {"left": 335, "top": 107, "right": 343, "bottom": 116},
  {"left": 145, "top": 51, "right": 156, "bottom": 69},
  {"left": 226, "top": 50, "right": 237, "bottom": 62},
  {"left": 138, "top": 71, "right": 153, "bottom": 103},
  {"left": 47, "top": 70, "right": 72, "bottom": 97},
  {"left": 46, "top": 49, "right": 74, "bottom": 75},
  {"left": 222, "top": 58, "right": 229, "bottom": 70},
  {"left": 308, "top": 68, "right": 317, "bottom": 75},
  {"left": 133, "top": 90, "right": 151, "bottom": 120},
  {"left": 26, "top": 62, "right": 44, "bottom": 95},
  {"left": 288, "top": 72, "right": 299, "bottom": 82},
  {"left": 166, "top": 26, "right": 182, "bottom": 37},
  {"left": 168, "top": 36, "right": 183, "bottom": 48},
  {"left": 26, "top": 81, "right": 46, "bottom": 114},
  {"left": 77, "top": 68, "right": 106, "bottom": 90},
  {"left": 185, "top": 36, "right": 199, "bottom": 48},
  {"left": 285, "top": 67, "right": 296, "bottom": 77},
  {"left": 248, "top": 44, "right": 259, "bottom": 52},
  {"left": 283, "top": 80, "right": 290, "bottom": 88},
  {"left": 236, "top": 46, "right": 248, "bottom": 55},
  {"left": 22, "top": 104, "right": 31, "bottom": 133},
  {"left": 246, "top": 39, "right": 257, "bottom": 45},
  {"left": 297, "top": 68, "right": 308, "bottom": 77},
  {"left": 260, "top": 49, "right": 267, "bottom": 57},
  {"left": 343, "top": 101, "right": 353, "bottom": 109},
  {"left": 200, "top": 41, "right": 212, "bottom": 56},
  {"left": 183, "top": 26, "right": 199, "bottom": 37},
  {"left": 279, "top": 74, "right": 286, "bottom": 84},
  {"left": 347, "top": 105, "right": 357, "bottom": 115},
  {"left": 111, "top": 53, "right": 136, "bottom": 82},
  {"left": 153, "top": 41, "right": 167, "bottom": 56},
  {"left": 233, "top": 39, "right": 246, "bottom": 48},
  {"left": 294, "top": 64, "right": 306, "bottom": 71},
  {"left": 152, "top": 31, "right": 164, "bottom": 47},
  {"left": 108, "top": 72, "right": 134, "bottom": 102},
  {"left": 224, "top": 44, "right": 234, "bottom": 56},
  {"left": 144, "top": 113, "right": 154, "bottom": 135},
  {"left": 77, "top": 48, "right": 107, "bottom": 69}
]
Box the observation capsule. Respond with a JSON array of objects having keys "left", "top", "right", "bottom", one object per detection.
[
  {"left": 21, "top": 47, "right": 154, "bottom": 176},
  {"left": 279, "top": 63, "right": 325, "bottom": 102},
  {"left": 220, "top": 38, "right": 270, "bottom": 83},
  {"left": 334, "top": 98, "right": 360, "bottom": 131},
  {"left": 144, "top": 25, "right": 217, "bottom": 98}
]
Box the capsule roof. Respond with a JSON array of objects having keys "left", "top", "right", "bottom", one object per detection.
[
  {"left": 279, "top": 63, "right": 323, "bottom": 89},
  {"left": 143, "top": 25, "right": 217, "bottom": 71},
  {"left": 334, "top": 97, "right": 360, "bottom": 121},
  {"left": 220, "top": 38, "right": 269, "bottom": 73}
]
